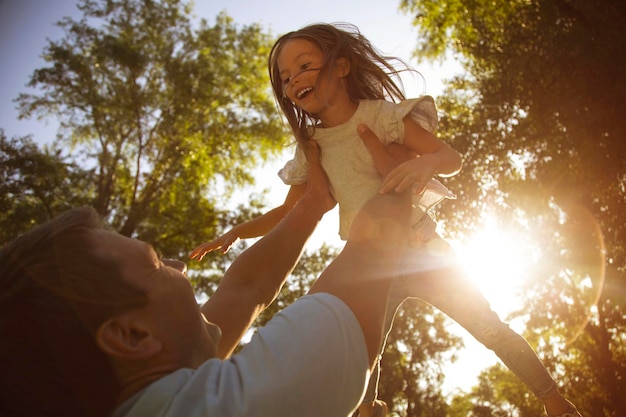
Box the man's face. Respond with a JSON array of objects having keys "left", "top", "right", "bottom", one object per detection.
[{"left": 94, "top": 230, "right": 221, "bottom": 368}]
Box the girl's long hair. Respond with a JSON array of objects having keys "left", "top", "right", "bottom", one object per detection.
[{"left": 268, "top": 22, "right": 412, "bottom": 143}]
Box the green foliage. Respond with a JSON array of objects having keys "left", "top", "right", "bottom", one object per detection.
[
  {"left": 449, "top": 364, "right": 543, "bottom": 417},
  {"left": 16, "top": 0, "right": 287, "bottom": 249},
  {"left": 0, "top": 130, "right": 93, "bottom": 245},
  {"left": 401, "top": 0, "right": 626, "bottom": 415}
]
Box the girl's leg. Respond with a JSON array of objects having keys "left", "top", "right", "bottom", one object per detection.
[
  {"left": 356, "top": 291, "right": 402, "bottom": 416},
  {"left": 397, "top": 236, "right": 579, "bottom": 415}
]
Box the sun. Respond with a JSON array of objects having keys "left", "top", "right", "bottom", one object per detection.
[{"left": 452, "top": 219, "right": 533, "bottom": 317}]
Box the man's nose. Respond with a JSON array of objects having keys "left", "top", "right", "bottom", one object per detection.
[{"left": 163, "top": 258, "right": 187, "bottom": 275}]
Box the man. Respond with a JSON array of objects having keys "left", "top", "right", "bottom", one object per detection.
[{"left": 0, "top": 126, "right": 411, "bottom": 417}]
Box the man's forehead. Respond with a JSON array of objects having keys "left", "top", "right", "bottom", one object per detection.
[{"left": 92, "top": 229, "right": 158, "bottom": 273}]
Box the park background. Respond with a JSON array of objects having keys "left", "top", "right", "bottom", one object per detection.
[{"left": 1, "top": 1, "right": 624, "bottom": 416}]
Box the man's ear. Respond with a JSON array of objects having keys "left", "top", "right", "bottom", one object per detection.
[
  {"left": 337, "top": 57, "right": 351, "bottom": 77},
  {"left": 96, "top": 317, "right": 162, "bottom": 360}
]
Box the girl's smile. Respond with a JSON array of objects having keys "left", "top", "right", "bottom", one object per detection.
[{"left": 277, "top": 38, "right": 356, "bottom": 127}]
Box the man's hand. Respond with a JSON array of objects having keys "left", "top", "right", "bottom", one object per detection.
[
  {"left": 357, "top": 124, "right": 417, "bottom": 192},
  {"left": 303, "top": 139, "right": 337, "bottom": 215}
]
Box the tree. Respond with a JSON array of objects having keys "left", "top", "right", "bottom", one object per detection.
[
  {"left": 449, "top": 364, "right": 543, "bottom": 417},
  {"left": 400, "top": 0, "right": 626, "bottom": 415},
  {"left": 0, "top": 130, "right": 92, "bottom": 245},
  {"left": 16, "top": 0, "right": 287, "bottom": 258}
]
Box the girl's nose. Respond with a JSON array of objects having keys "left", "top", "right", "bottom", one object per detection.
[{"left": 285, "top": 67, "right": 320, "bottom": 91}]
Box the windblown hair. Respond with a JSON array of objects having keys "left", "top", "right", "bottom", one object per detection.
[
  {"left": 0, "top": 207, "right": 148, "bottom": 417},
  {"left": 268, "top": 22, "right": 413, "bottom": 143}
]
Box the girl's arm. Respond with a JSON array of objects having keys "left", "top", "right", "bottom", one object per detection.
[
  {"left": 189, "top": 183, "right": 307, "bottom": 261},
  {"left": 378, "top": 117, "right": 462, "bottom": 194}
]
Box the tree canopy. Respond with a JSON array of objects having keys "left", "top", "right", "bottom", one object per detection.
[
  {"left": 0, "top": 130, "right": 93, "bottom": 244},
  {"left": 3, "top": 0, "right": 625, "bottom": 415},
  {"left": 14, "top": 0, "right": 287, "bottom": 251},
  {"left": 400, "top": 0, "right": 626, "bottom": 415}
]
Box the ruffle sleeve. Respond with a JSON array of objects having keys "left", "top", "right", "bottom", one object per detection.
[
  {"left": 393, "top": 97, "right": 455, "bottom": 221},
  {"left": 391, "top": 96, "right": 438, "bottom": 144},
  {"left": 278, "top": 144, "right": 308, "bottom": 185}
]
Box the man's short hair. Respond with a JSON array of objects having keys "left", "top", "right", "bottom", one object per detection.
[{"left": 0, "top": 207, "right": 148, "bottom": 417}]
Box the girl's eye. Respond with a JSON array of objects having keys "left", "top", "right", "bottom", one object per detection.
[{"left": 281, "top": 62, "right": 313, "bottom": 87}]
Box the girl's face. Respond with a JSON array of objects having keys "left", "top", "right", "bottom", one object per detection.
[{"left": 276, "top": 38, "right": 351, "bottom": 123}]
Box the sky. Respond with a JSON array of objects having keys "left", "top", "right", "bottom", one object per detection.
[{"left": 0, "top": 0, "right": 500, "bottom": 398}]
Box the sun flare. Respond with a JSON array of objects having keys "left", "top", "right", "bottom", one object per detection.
[{"left": 453, "top": 220, "right": 534, "bottom": 317}]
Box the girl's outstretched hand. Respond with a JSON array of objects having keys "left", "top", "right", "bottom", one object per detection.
[{"left": 189, "top": 229, "right": 239, "bottom": 261}]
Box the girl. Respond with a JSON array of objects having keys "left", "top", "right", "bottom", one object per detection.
[{"left": 190, "top": 23, "right": 581, "bottom": 417}]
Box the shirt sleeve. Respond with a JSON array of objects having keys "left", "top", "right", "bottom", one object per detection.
[
  {"left": 392, "top": 96, "right": 439, "bottom": 144},
  {"left": 277, "top": 144, "right": 308, "bottom": 185},
  {"left": 229, "top": 293, "right": 369, "bottom": 417}
]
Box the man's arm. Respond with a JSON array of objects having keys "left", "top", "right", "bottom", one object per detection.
[{"left": 202, "top": 141, "right": 336, "bottom": 358}]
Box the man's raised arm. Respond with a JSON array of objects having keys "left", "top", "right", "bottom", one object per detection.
[{"left": 202, "top": 140, "right": 337, "bottom": 358}]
